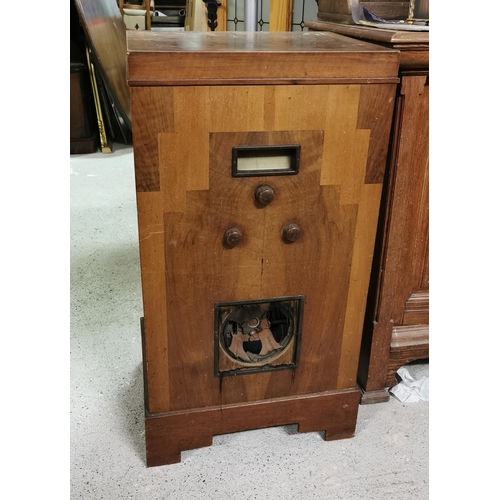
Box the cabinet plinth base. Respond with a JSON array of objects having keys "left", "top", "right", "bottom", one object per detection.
[
  {"left": 359, "top": 387, "right": 391, "bottom": 404},
  {"left": 144, "top": 389, "right": 360, "bottom": 467}
]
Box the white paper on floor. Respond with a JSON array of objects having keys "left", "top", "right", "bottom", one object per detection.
[{"left": 389, "top": 367, "right": 429, "bottom": 403}]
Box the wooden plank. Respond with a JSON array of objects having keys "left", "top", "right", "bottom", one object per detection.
[
  {"left": 337, "top": 183, "right": 382, "bottom": 388},
  {"left": 413, "top": 0, "right": 429, "bottom": 18},
  {"left": 318, "top": 0, "right": 353, "bottom": 15},
  {"left": 357, "top": 84, "right": 397, "bottom": 185},
  {"left": 145, "top": 389, "right": 360, "bottom": 466},
  {"left": 127, "top": 31, "right": 400, "bottom": 86},
  {"left": 209, "top": 86, "right": 266, "bottom": 132},
  {"left": 185, "top": 0, "right": 227, "bottom": 31},
  {"left": 317, "top": 12, "right": 355, "bottom": 24},
  {"left": 360, "top": 2, "right": 409, "bottom": 19},
  {"left": 390, "top": 324, "right": 429, "bottom": 349},
  {"left": 75, "top": 0, "right": 131, "bottom": 125},
  {"left": 386, "top": 324, "right": 429, "bottom": 386},
  {"left": 272, "top": 85, "right": 330, "bottom": 130},
  {"left": 421, "top": 242, "right": 429, "bottom": 288},
  {"left": 320, "top": 85, "right": 374, "bottom": 205},
  {"left": 402, "top": 290, "right": 429, "bottom": 325},
  {"left": 216, "top": 0, "right": 227, "bottom": 31},
  {"left": 359, "top": 387, "right": 390, "bottom": 404},
  {"left": 130, "top": 87, "right": 174, "bottom": 191},
  {"left": 305, "top": 19, "right": 429, "bottom": 44},
  {"left": 318, "top": 0, "right": 409, "bottom": 18},
  {"left": 136, "top": 192, "right": 170, "bottom": 413},
  {"left": 270, "top": 0, "right": 292, "bottom": 31},
  {"left": 184, "top": 0, "right": 208, "bottom": 31}
]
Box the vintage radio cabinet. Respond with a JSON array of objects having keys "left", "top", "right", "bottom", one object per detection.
[{"left": 126, "top": 31, "right": 399, "bottom": 466}]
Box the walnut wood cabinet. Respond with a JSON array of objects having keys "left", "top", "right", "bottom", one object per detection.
[
  {"left": 306, "top": 21, "right": 429, "bottom": 403},
  {"left": 127, "top": 30, "right": 400, "bottom": 466}
]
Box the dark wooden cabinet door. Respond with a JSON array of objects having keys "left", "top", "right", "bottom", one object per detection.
[
  {"left": 359, "top": 73, "right": 429, "bottom": 400},
  {"left": 382, "top": 75, "right": 429, "bottom": 328}
]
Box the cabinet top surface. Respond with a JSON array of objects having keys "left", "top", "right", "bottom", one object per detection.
[
  {"left": 305, "top": 21, "right": 429, "bottom": 46},
  {"left": 126, "top": 30, "right": 397, "bottom": 55},
  {"left": 126, "top": 31, "right": 400, "bottom": 85}
]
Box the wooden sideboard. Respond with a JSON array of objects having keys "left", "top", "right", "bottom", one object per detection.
[{"left": 306, "top": 21, "right": 429, "bottom": 403}]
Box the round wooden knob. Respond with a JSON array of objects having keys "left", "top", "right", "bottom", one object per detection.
[
  {"left": 224, "top": 227, "right": 243, "bottom": 247},
  {"left": 282, "top": 223, "right": 302, "bottom": 243},
  {"left": 254, "top": 184, "right": 275, "bottom": 206}
]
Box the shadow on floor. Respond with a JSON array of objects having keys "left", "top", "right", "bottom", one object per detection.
[{"left": 117, "top": 363, "right": 147, "bottom": 466}]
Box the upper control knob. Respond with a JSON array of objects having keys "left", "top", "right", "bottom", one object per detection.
[
  {"left": 224, "top": 227, "right": 243, "bottom": 248},
  {"left": 282, "top": 223, "right": 302, "bottom": 243},
  {"left": 254, "top": 185, "right": 275, "bottom": 206}
]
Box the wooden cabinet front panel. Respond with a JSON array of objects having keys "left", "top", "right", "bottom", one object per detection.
[{"left": 132, "top": 84, "right": 396, "bottom": 414}]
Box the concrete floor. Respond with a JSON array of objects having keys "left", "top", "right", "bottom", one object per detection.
[{"left": 70, "top": 144, "right": 429, "bottom": 499}]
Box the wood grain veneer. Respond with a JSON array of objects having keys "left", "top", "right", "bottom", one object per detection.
[{"left": 128, "top": 31, "right": 399, "bottom": 465}]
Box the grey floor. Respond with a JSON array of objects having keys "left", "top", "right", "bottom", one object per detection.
[{"left": 70, "top": 144, "right": 429, "bottom": 499}]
